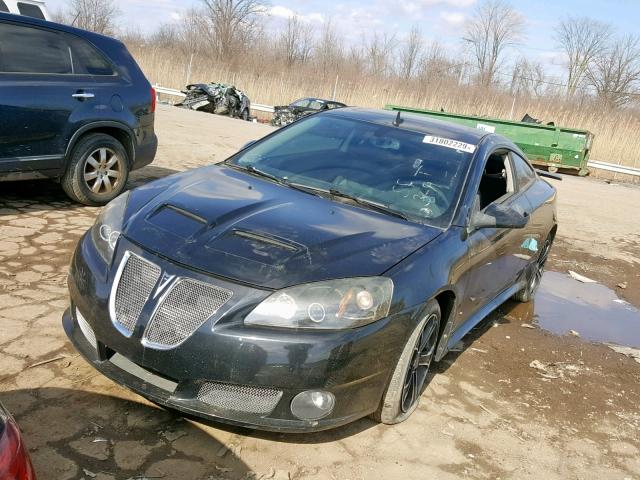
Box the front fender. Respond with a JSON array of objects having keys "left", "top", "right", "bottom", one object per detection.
[{"left": 386, "top": 226, "right": 469, "bottom": 359}]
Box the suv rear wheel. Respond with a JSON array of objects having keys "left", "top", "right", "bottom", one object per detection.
[{"left": 61, "top": 133, "right": 130, "bottom": 206}]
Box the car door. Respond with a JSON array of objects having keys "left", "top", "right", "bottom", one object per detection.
[
  {"left": 511, "top": 151, "right": 551, "bottom": 254},
  {"left": 0, "top": 21, "right": 97, "bottom": 175},
  {"left": 456, "top": 149, "right": 534, "bottom": 323}
]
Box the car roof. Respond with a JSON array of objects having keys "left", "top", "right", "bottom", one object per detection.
[
  {"left": 0, "top": 11, "right": 120, "bottom": 45},
  {"left": 297, "top": 97, "right": 343, "bottom": 104},
  {"left": 323, "top": 107, "right": 490, "bottom": 145}
]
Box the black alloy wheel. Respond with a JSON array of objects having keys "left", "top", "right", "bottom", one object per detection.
[{"left": 401, "top": 313, "right": 439, "bottom": 413}]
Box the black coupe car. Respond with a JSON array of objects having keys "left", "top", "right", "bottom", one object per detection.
[
  {"left": 63, "top": 108, "right": 557, "bottom": 432},
  {"left": 271, "top": 97, "right": 347, "bottom": 126}
]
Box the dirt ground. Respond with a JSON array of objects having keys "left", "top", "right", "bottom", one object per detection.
[{"left": 1, "top": 105, "right": 639, "bottom": 480}]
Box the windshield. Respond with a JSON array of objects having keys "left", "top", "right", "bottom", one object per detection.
[{"left": 227, "top": 114, "right": 475, "bottom": 228}]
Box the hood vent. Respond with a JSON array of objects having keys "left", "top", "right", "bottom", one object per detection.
[{"left": 232, "top": 229, "right": 300, "bottom": 252}]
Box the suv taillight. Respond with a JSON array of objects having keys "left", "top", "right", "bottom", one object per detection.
[
  {"left": 0, "top": 413, "right": 36, "bottom": 480},
  {"left": 151, "top": 87, "right": 157, "bottom": 113}
]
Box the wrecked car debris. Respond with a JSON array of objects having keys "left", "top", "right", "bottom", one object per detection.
[
  {"left": 271, "top": 97, "right": 347, "bottom": 127},
  {"left": 177, "top": 83, "right": 251, "bottom": 120}
]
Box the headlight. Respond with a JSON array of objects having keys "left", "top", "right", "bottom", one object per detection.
[
  {"left": 90, "top": 191, "right": 130, "bottom": 263},
  {"left": 245, "top": 277, "right": 393, "bottom": 329}
]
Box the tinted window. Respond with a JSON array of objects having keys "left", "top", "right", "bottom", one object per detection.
[
  {"left": 291, "top": 99, "right": 310, "bottom": 108},
  {"left": 229, "top": 115, "right": 474, "bottom": 227},
  {"left": 17, "top": 3, "right": 46, "bottom": 19},
  {"left": 308, "top": 100, "right": 325, "bottom": 111},
  {"left": 67, "top": 35, "right": 114, "bottom": 75},
  {"left": 512, "top": 152, "right": 536, "bottom": 190},
  {"left": 0, "top": 24, "right": 72, "bottom": 74},
  {"left": 0, "top": 1, "right": 9, "bottom": 13}
]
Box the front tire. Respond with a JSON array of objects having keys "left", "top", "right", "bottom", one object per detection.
[
  {"left": 372, "top": 300, "right": 441, "bottom": 425},
  {"left": 61, "top": 133, "right": 130, "bottom": 206}
]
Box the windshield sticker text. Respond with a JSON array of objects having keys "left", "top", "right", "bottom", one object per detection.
[{"left": 423, "top": 136, "right": 477, "bottom": 154}]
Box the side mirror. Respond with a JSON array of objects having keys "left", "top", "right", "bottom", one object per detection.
[
  {"left": 241, "top": 140, "right": 257, "bottom": 150},
  {"left": 471, "top": 203, "right": 528, "bottom": 230}
]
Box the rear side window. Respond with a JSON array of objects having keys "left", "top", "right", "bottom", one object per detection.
[
  {"left": 512, "top": 152, "right": 537, "bottom": 190},
  {"left": 291, "top": 99, "right": 310, "bottom": 108},
  {"left": 67, "top": 35, "right": 115, "bottom": 75},
  {"left": 17, "top": 3, "right": 46, "bottom": 19},
  {"left": 0, "top": 23, "right": 115, "bottom": 76},
  {"left": 0, "top": 1, "right": 9, "bottom": 13},
  {"left": 0, "top": 23, "right": 72, "bottom": 74}
]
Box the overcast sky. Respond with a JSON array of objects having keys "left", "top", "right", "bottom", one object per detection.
[{"left": 45, "top": 0, "right": 640, "bottom": 76}]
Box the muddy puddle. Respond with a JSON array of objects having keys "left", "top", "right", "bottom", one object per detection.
[{"left": 506, "top": 271, "right": 640, "bottom": 348}]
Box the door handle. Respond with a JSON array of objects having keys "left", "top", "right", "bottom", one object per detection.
[{"left": 72, "top": 92, "right": 95, "bottom": 99}]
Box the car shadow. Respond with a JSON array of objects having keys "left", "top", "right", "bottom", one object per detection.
[
  {"left": 0, "top": 387, "right": 254, "bottom": 480},
  {"left": 128, "top": 165, "right": 181, "bottom": 188},
  {"left": 0, "top": 180, "right": 87, "bottom": 215},
  {"left": 0, "top": 165, "right": 180, "bottom": 215},
  {"left": 175, "top": 408, "right": 380, "bottom": 445},
  {"left": 432, "top": 303, "right": 515, "bottom": 375}
]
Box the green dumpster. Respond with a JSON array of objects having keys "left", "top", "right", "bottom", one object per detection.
[{"left": 385, "top": 105, "right": 594, "bottom": 176}]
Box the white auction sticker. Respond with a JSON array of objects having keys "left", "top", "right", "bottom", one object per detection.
[{"left": 423, "top": 136, "right": 477, "bottom": 153}]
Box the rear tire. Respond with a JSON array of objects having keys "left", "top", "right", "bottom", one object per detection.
[
  {"left": 61, "top": 133, "right": 130, "bottom": 206},
  {"left": 372, "top": 300, "right": 441, "bottom": 425},
  {"left": 513, "top": 231, "right": 554, "bottom": 303}
]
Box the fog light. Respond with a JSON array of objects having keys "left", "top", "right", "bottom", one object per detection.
[
  {"left": 290, "top": 390, "right": 335, "bottom": 420},
  {"left": 76, "top": 307, "right": 97, "bottom": 350}
]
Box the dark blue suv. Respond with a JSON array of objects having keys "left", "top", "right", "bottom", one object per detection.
[{"left": 0, "top": 12, "right": 157, "bottom": 205}]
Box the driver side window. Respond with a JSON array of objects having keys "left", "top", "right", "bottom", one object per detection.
[{"left": 475, "top": 151, "right": 515, "bottom": 211}]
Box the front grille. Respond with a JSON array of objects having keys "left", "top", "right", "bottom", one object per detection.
[
  {"left": 196, "top": 382, "right": 283, "bottom": 415},
  {"left": 111, "top": 252, "right": 161, "bottom": 336},
  {"left": 143, "top": 278, "right": 232, "bottom": 348}
]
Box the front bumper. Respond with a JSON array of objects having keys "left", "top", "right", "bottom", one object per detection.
[{"left": 64, "top": 234, "right": 416, "bottom": 432}]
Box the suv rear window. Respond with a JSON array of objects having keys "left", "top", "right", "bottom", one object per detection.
[
  {"left": 0, "top": 23, "right": 72, "bottom": 74},
  {"left": 67, "top": 35, "right": 115, "bottom": 75},
  {"left": 17, "top": 2, "right": 45, "bottom": 19}
]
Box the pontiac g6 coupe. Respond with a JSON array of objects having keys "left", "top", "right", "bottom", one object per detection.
[{"left": 63, "top": 108, "right": 557, "bottom": 432}]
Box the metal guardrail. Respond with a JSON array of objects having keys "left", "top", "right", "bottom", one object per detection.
[
  {"left": 587, "top": 160, "right": 640, "bottom": 177},
  {"left": 153, "top": 84, "right": 275, "bottom": 113},
  {"left": 153, "top": 84, "right": 639, "bottom": 177}
]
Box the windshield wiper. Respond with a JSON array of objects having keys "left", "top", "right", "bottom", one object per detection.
[
  {"left": 328, "top": 189, "right": 409, "bottom": 220},
  {"left": 230, "top": 164, "right": 326, "bottom": 197},
  {"left": 230, "top": 165, "right": 408, "bottom": 220},
  {"left": 244, "top": 165, "right": 284, "bottom": 184}
]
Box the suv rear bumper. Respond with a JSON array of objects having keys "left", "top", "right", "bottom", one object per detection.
[{"left": 132, "top": 132, "right": 157, "bottom": 171}]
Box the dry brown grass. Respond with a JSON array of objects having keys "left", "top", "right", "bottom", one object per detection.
[{"left": 132, "top": 46, "right": 640, "bottom": 170}]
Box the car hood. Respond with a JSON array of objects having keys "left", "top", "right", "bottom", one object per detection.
[{"left": 123, "top": 165, "right": 441, "bottom": 289}]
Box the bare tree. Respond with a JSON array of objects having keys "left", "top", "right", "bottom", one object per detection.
[
  {"left": 277, "top": 15, "right": 314, "bottom": 67},
  {"left": 585, "top": 34, "right": 640, "bottom": 108},
  {"left": 555, "top": 16, "right": 612, "bottom": 97},
  {"left": 149, "top": 23, "right": 179, "bottom": 49},
  {"left": 316, "top": 19, "right": 343, "bottom": 73},
  {"left": 363, "top": 32, "right": 397, "bottom": 77},
  {"left": 65, "top": 0, "right": 121, "bottom": 35},
  {"left": 399, "top": 26, "right": 423, "bottom": 80},
  {"left": 463, "top": 0, "right": 524, "bottom": 87},
  {"left": 200, "top": 0, "right": 267, "bottom": 59},
  {"left": 510, "top": 58, "right": 547, "bottom": 97},
  {"left": 177, "top": 8, "right": 208, "bottom": 56}
]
